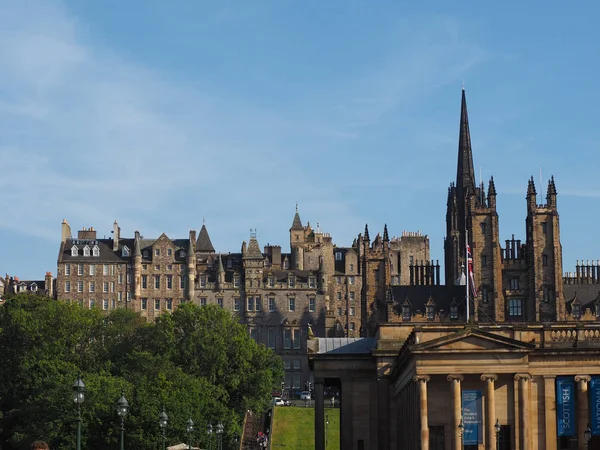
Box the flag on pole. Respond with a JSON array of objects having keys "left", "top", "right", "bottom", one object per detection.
[{"left": 467, "top": 245, "right": 478, "bottom": 297}]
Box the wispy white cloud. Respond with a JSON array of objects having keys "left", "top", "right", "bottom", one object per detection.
[{"left": 0, "top": 1, "right": 488, "bottom": 276}]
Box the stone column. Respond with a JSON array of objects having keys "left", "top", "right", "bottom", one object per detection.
[
  {"left": 575, "top": 375, "right": 591, "bottom": 450},
  {"left": 515, "top": 374, "right": 532, "bottom": 450},
  {"left": 481, "top": 374, "right": 498, "bottom": 450},
  {"left": 414, "top": 375, "right": 431, "bottom": 450},
  {"left": 315, "top": 378, "right": 325, "bottom": 450},
  {"left": 448, "top": 375, "right": 464, "bottom": 450},
  {"left": 341, "top": 376, "right": 353, "bottom": 450},
  {"left": 543, "top": 375, "right": 557, "bottom": 450}
]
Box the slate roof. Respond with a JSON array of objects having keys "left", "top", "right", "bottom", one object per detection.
[
  {"left": 316, "top": 337, "right": 377, "bottom": 354},
  {"left": 390, "top": 285, "right": 467, "bottom": 315},
  {"left": 244, "top": 237, "right": 264, "bottom": 260},
  {"left": 196, "top": 225, "right": 215, "bottom": 253},
  {"left": 291, "top": 211, "right": 303, "bottom": 230},
  {"left": 564, "top": 284, "right": 600, "bottom": 310}
]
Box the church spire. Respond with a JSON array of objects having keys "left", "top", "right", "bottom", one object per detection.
[
  {"left": 456, "top": 88, "right": 476, "bottom": 198},
  {"left": 290, "top": 203, "right": 303, "bottom": 231}
]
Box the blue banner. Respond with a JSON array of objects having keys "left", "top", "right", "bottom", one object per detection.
[
  {"left": 556, "top": 376, "right": 576, "bottom": 437},
  {"left": 590, "top": 376, "right": 600, "bottom": 435},
  {"left": 462, "top": 390, "right": 483, "bottom": 445}
]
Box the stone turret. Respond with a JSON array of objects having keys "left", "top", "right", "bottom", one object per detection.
[{"left": 217, "top": 254, "right": 225, "bottom": 288}]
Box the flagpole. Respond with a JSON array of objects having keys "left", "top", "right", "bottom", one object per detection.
[{"left": 466, "top": 227, "right": 470, "bottom": 323}]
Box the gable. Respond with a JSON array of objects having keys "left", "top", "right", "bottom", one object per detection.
[{"left": 412, "top": 329, "right": 535, "bottom": 353}]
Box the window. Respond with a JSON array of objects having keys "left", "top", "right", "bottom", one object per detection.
[
  {"left": 349, "top": 291, "right": 355, "bottom": 301},
  {"left": 141, "top": 298, "right": 147, "bottom": 310},
  {"left": 572, "top": 303, "right": 581, "bottom": 319},
  {"left": 110, "top": 282, "right": 115, "bottom": 293},
  {"left": 166, "top": 298, "right": 173, "bottom": 310},
  {"left": 309, "top": 297, "right": 315, "bottom": 312},
  {"left": 508, "top": 298, "right": 523, "bottom": 317},
  {"left": 142, "top": 275, "right": 148, "bottom": 289},
  {"left": 283, "top": 260, "right": 289, "bottom": 270},
  {"left": 450, "top": 306, "right": 458, "bottom": 319},
  {"left": 154, "top": 275, "right": 160, "bottom": 289},
  {"left": 167, "top": 248, "right": 172, "bottom": 257},
  {"left": 255, "top": 296, "right": 262, "bottom": 311},
  {"left": 103, "top": 282, "right": 108, "bottom": 293},
  {"left": 65, "top": 281, "right": 71, "bottom": 293},
  {"left": 293, "top": 359, "right": 301, "bottom": 370},
  {"left": 118, "top": 273, "right": 123, "bottom": 284},
  {"left": 480, "top": 222, "right": 487, "bottom": 235},
  {"left": 335, "top": 252, "right": 342, "bottom": 261},
  {"left": 65, "top": 264, "right": 71, "bottom": 275},
  {"left": 155, "top": 249, "right": 160, "bottom": 257},
  {"left": 78, "top": 264, "right": 84, "bottom": 276},
  {"left": 336, "top": 277, "right": 341, "bottom": 285},
  {"left": 309, "top": 276, "right": 315, "bottom": 288},
  {"left": 127, "top": 272, "right": 131, "bottom": 284},
  {"left": 166, "top": 275, "right": 172, "bottom": 289},
  {"left": 71, "top": 245, "right": 78, "bottom": 257},
  {"left": 283, "top": 360, "right": 292, "bottom": 370},
  {"left": 542, "top": 255, "right": 548, "bottom": 266},
  {"left": 166, "top": 264, "right": 172, "bottom": 271},
  {"left": 89, "top": 299, "right": 95, "bottom": 309},
  {"left": 288, "top": 297, "right": 296, "bottom": 312},
  {"left": 118, "top": 291, "right": 123, "bottom": 301},
  {"left": 426, "top": 306, "right": 435, "bottom": 320},
  {"left": 200, "top": 297, "right": 207, "bottom": 307},
  {"left": 293, "top": 375, "right": 301, "bottom": 389},
  {"left": 89, "top": 264, "right": 95, "bottom": 276},
  {"left": 200, "top": 276, "right": 206, "bottom": 288},
  {"left": 250, "top": 329, "right": 258, "bottom": 343},
  {"left": 180, "top": 250, "right": 186, "bottom": 258},
  {"left": 233, "top": 276, "right": 240, "bottom": 288},
  {"left": 179, "top": 276, "right": 185, "bottom": 289},
  {"left": 349, "top": 263, "right": 354, "bottom": 272},
  {"left": 337, "top": 307, "right": 342, "bottom": 316},
  {"left": 595, "top": 303, "right": 600, "bottom": 319},
  {"left": 269, "top": 298, "right": 276, "bottom": 312},
  {"left": 143, "top": 250, "right": 149, "bottom": 258},
  {"left": 268, "top": 277, "right": 274, "bottom": 288},
  {"left": 348, "top": 276, "right": 355, "bottom": 285},
  {"left": 247, "top": 296, "right": 254, "bottom": 311},
  {"left": 288, "top": 275, "right": 295, "bottom": 288},
  {"left": 283, "top": 329, "right": 292, "bottom": 349},
  {"left": 509, "top": 278, "right": 520, "bottom": 290},
  {"left": 103, "top": 264, "right": 109, "bottom": 275},
  {"left": 481, "top": 255, "right": 487, "bottom": 267},
  {"left": 541, "top": 222, "right": 547, "bottom": 234},
  {"left": 267, "top": 329, "right": 276, "bottom": 349},
  {"left": 103, "top": 299, "right": 109, "bottom": 310},
  {"left": 154, "top": 299, "right": 160, "bottom": 310},
  {"left": 337, "top": 292, "right": 342, "bottom": 300},
  {"left": 481, "top": 288, "right": 489, "bottom": 303},
  {"left": 77, "top": 281, "right": 83, "bottom": 293},
  {"left": 293, "top": 329, "right": 301, "bottom": 349},
  {"left": 543, "top": 287, "right": 554, "bottom": 302},
  {"left": 402, "top": 306, "right": 411, "bottom": 321},
  {"left": 349, "top": 306, "right": 355, "bottom": 316},
  {"left": 217, "top": 298, "right": 223, "bottom": 308},
  {"left": 83, "top": 246, "right": 90, "bottom": 257},
  {"left": 121, "top": 246, "right": 129, "bottom": 257},
  {"left": 409, "top": 256, "right": 414, "bottom": 265},
  {"left": 349, "top": 322, "right": 355, "bottom": 331},
  {"left": 234, "top": 298, "right": 240, "bottom": 311},
  {"left": 154, "top": 264, "right": 160, "bottom": 271}
]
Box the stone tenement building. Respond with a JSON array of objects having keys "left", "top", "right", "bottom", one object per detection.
[
  {"left": 308, "top": 89, "right": 600, "bottom": 450},
  {"left": 56, "top": 210, "right": 430, "bottom": 394}
]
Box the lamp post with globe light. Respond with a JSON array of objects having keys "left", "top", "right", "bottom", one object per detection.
[
  {"left": 585, "top": 424, "right": 592, "bottom": 449},
  {"left": 494, "top": 418, "right": 501, "bottom": 450},
  {"left": 216, "top": 422, "right": 224, "bottom": 450},
  {"left": 186, "top": 418, "right": 194, "bottom": 450},
  {"left": 458, "top": 417, "right": 465, "bottom": 450},
  {"left": 116, "top": 391, "right": 129, "bottom": 450},
  {"left": 72, "top": 374, "right": 86, "bottom": 450},
  {"left": 207, "top": 423, "right": 213, "bottom": 450},
  {"left": 158, "top": 407, "right": 169, "bottom": 450}
]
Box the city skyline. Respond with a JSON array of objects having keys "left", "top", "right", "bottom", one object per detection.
[{"left": 1, "top": 1, "right": 600, "bottom": 278}]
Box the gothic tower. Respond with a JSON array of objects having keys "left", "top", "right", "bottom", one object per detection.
[{"left": 290, "top": 204, "right": 305, "bottom": 270}]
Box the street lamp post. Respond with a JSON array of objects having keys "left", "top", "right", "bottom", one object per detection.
[
  {"left": 72, "top": 374, "right": 86, "bottom": 450},
  {"left": 457, "top": 417, "right": 464, "bottom": 450},
  {"left": 494, "top": 418, "right": 501, "bottom": 450},
  {"left": 207, "top": 423, "right": 213, "bottom": 450},
  {"left": 584, "top": 423, "right": 592, "bottom": 449},
  {"left": 325, "top": 415, "right": 330, "bottom": 449},
  {"left": 281, "top": 381, "right": 285, "bottom": 399},
  {"left": 158, "top": 407, "right": 169, "bottom": 450},
  {"left": 187, "top": 418, "right": 194, "bottom": 450},
  {"left": 216, "top": 421, "right": 224, "bottom": 450},
  {"left": 116, "top": 391, "right": 130, "bottom": 450}
]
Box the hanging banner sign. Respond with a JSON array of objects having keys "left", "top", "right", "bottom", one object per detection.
[
  {"left": 462, "top": 390, "right": 483, "bottom": 445},
  {"left": 556, "top": 376, "right": 576, "bottom": 437},
  {"left": 590, "top": 376, "right": 600, "bottom": 435}
]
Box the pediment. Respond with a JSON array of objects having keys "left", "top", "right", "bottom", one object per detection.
[{"left": 412, "top": 328, "right": 535, "bottom": 353}]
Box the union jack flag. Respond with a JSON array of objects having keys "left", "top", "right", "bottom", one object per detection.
[{"left": 467, "top": 245, "right": 478, "bottom": 297}]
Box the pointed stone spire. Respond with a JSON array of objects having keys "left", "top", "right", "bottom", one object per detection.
[
  {"left": 456, "top": 88, "right": 476, "bottom": 198},
  {"left": 527, "top": 176, "right": 537, "bottom": 211},
  {"left": 196, "top": 224, "right": 215, "bottom": 253},
  {"left": 527, "top": 176, "right": 537, "bottom": 196},
  {"left": 547, "top": 175, "right": 557, "bottom": 208},
  {"left": 487, "top": 176, "right": 497, "bottom": 210},
  {"left": 217, "top": 254, "right": 224, "bottom": 273},
  {"left": 244, "top": 229, "right": 263, "bottom": 260},
  {"left": 364, "top": 224, "right": 370, "bottom": 242},
  {"left": 383, "top": 224, "right": 389, "bottom": 243},
  {"left": 290, "top": 203, "right": 303, "bottom": 231}
]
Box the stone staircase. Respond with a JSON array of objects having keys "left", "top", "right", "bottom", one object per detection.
[{"left": 241, "top": 409, "right": 265, "bottom": 450}]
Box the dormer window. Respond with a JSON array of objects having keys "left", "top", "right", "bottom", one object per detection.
[
  {"left": 402, "top": 306, "right": 411, "bottom": 322},
  {"left": 92, "top": 245, "right": 100, "bottom": 257},
  {"left": 71, "top": 245, "right": 79, "bottom": 257},
  {"left": 335, "top": 252, "right": 342, "bottom": 261},
  {"left": 83, "top": 246, "right": 90, "bottom": 257},
  {"left": 121, "top": 246, "right": 130, "bottom": 257},
  {"left": 288, "top": 275, "right": 295, "bottom": 288},
  {"left": 143, "top": 250, "right": 149, "bottom": 258},
  {"left": 450, "top": 306, "right": 458, "bottom": 319},
  {"left": 509, "top": 278, "right": 520, "bottom": 291},
  {"left": 233, "top": 276, "right": 240, "bottom": 288},
  {"left": 268, "top": 276, "right": 274, "bottom": 288},
  {"left": 30, "top": 284, "right": 37, "bottom": 292},
  {"left": 283, "top": 260, "right": 289, "bottom": 270},
  {"left": 426, "top": 305, "right": 435, "bottom": 320},
  {"left": 308, "top": 276, "right": 315, "bottom": 288},
  {"left": 572, "top": 303, "right": 581, "bottom": 320},
  {"left": 227, "top": 259, "right": 232, "bottom": 268},
  {"left": 180, "top": 250, "right": 186, "bottom": 258}
]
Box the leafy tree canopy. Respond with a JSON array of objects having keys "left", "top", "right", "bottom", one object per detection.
[{"left": 0, "top": 294, "right": 283, "bottom": 450}]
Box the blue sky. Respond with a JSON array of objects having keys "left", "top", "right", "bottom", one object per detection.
[{"left": 1, "top": 0, "right": 599, "bottom": 280}]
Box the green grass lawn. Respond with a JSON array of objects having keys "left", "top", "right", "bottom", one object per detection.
[{"left": 270, "top": 406, "right": 340, "bottom": 449}]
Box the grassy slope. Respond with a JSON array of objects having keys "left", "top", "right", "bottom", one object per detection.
[{"left": 270, "top": 407, "right": 340, "bottom": 449}]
